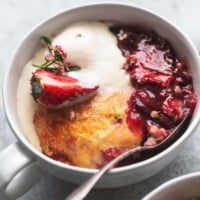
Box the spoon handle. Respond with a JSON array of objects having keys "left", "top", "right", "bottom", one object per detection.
[{"left": 64, "top": 146, "right": 143, "bottom": 200}]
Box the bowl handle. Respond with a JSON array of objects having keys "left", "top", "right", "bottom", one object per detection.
[{"left": 0, "top": 142, "right": 46, "bottom": 199}]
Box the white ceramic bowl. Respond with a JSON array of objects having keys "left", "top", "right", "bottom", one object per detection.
[
  {"left": 2, "top": 2, "right": 200, "bottom": 199},
  {"left": 143, "top": 172, "right": 200, "bottom": 200}
]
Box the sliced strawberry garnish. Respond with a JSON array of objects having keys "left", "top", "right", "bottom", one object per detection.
[{"left": 31, "top": 69, "right": 99, "bottom": 108}]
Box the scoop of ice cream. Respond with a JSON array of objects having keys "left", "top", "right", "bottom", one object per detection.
[{"left": 53, "top": 21, "right": 131, "bottom": 89}]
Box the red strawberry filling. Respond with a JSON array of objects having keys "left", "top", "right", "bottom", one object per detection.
[
  {"left": 126, "top": 108, "right": 145, "bottom": 137},
  {"left": 161, "top": 96, "right": 184, "bottom": 122},
  {"left": 111, "top": 25, "right": 197, "bottom": 148},
  {"left": 130, "top": 65, "right": 174, "bottom": 87}
]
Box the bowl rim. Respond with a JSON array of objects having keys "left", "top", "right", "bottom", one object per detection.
[
  {"left": 143, "top": 172, "right": 200, "bottom": 199},
  {"left": 3, "top": 2, "right": 200, "bottom": 174}
]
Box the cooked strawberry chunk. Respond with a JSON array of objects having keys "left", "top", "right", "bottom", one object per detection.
[
  {"left": 133, "top": 47, "right": 174, "bottom": 75},
  {"left": 161, "top": 96, "right": 184, "bottom": 122},
  {"left": 143, "top": 120, "right": 169, "bottom": 146},
  {"left": 143, "top": 137, "right": 157, "bottom": 146},
  {"left": 102, "top": 147, "right": 127, "bottom": 162},
  {"left": 184, "top": 93, "right": 197, "bottom": 113},
  {"left": 133, "top": 87, "right": 166, "bottom": 112},
  {"left": 146, "top": 120, "right": 168, "bottom": 141},
  {"left": 130, "top": 87, "right": 173, "bottom": 127},
  {"left": 130, "top": 66, "right": 174, "bottom": 87},
  {"left": 126, "top": 108, "right": 145, "bottom": 137}
]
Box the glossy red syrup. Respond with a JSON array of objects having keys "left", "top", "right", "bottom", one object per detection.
[{"left": 110, "top": 25, "right": 197, "bottom": 146}]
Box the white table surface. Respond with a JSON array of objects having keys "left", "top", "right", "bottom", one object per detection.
[{"left": 1, "top": 0, "right": 200, "bottom": 199}]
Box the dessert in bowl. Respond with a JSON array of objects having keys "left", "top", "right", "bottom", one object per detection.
[
  {"left": 2, "top": 3, "right": 200, "bottom": 198},
  {"left": 18, "top": 21, "right": 196, "bottom": 169}
]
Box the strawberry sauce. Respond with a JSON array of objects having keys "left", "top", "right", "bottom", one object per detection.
[{"left": 110, "top": 25, "right": 197, "bottom": 147}]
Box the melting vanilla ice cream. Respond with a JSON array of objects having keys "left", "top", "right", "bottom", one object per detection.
[{"left": 53, "top": 21, "right": 130, "bottom": 89}]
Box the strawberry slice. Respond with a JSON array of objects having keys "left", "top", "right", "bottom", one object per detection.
[{"left": 31, "top": 69, "right": 99, "bottom": 108}]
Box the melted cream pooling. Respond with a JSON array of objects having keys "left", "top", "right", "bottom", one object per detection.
[{"left": 17, "top": 21, "right": 131, "bottom": 150}]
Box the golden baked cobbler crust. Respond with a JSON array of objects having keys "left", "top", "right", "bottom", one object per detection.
[{"left": 34, "top": 90, "right": 143, "bottom": 168}]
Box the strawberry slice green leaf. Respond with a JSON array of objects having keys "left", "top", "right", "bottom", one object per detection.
[{"left": 41, "top": 36, "right": 52, "bottom": 46}]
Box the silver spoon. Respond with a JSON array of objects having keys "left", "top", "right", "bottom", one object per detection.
[{"left": 64, "top": 115, "right": 188, "bottom": 200}]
